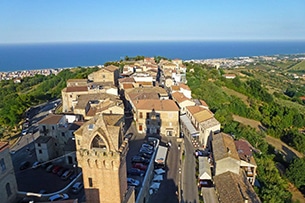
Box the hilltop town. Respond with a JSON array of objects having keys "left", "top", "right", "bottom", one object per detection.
[{"left": 0, "top": 56, "right": 266, "bottom": 203}]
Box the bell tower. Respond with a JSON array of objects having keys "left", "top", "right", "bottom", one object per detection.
[{"left": 74, "top": 114, "right": 128, "bottom": 203}]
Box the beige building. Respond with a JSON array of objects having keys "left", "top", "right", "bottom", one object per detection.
[
  {"left": 88, "top": 65, "right": 120, "bottom": 86},
  {"left": 212, "top": 133, "right": 241, "bottom": 176},
  {"left": 171, "top": 92, "right": 196, "bottom": 115},
  {"left": 37, "top": 114, "right": 82, "bottom": 164},
  {"left": 73, "top": 93, "right": 123, "bottom": 120},
  {"left": 214, "top": 171, "right": 261, "bottom": 203},
  {"left": 34, "top": 136, "right": 57, "bottom": 162},
  {"left": 133, "top": 99, "right": 180, "bottom": 137},
  {"left": 0, "top": 142, "right": 18, "bottom": 203},
  {"left": 61, "top": 82, "right": 118, "bottom": 113},
  {"left": 74, "top": 114, "right": 131, "bottom": 203}
]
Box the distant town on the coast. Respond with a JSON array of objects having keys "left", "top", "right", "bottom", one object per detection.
[{"left": 1, "top": 53, "right": 305, "bottom": 82}]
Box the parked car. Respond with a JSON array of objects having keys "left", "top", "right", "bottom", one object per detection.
[
  {"left": 131, "top": 156, "right": 150, "bottom": 164},
  {"left": 41, "top": 162, "right": 52, "bottom": 169},
  {"left": 141, "top": 143, "right": 153, "bottom": 150},
  {"left": 10, "top": 150, "right": 16, "bottom": 155},
  {"left": 21, "top": 129, "right": 28, "bottom": 136},
  {"left": 46, "top": 164, "right": 54, "bottom": 172},
  {"left": 71, "top": 182, "right": 84, "bottom": 194},
  {"left": 139, "top": 147, "right": 153, "bottom": 155},
  {"left": 61, "top": 169, "right": 74, "bottom": 180},
  {"left": 127, "top": 178, "right": 140, "bottom": 187},
  {"left": 132, "top": 163, "right": 147, "bottom": 171},
  {"left": 124, "top": 133, "right": 133, "bottom": 140},
  {"left": 48, "top": 193, "right": 69, "bottom": 201},
  {"left": 57, "top": 168, "right": 67, "bottom": 176},
  {"left": 32, "top": 161, "right": 41, "bottom": 169},
  {"left": 52, "top": 165, "right": 62, "bottom": 174},
  {"left": 127, "top": 168, "right": 145, "bottom": 176},
  {"left": 138, "top": 152, "right": 152, "bottom": 159},
  {"left": 19, "top": 161, "right": 30, "bottom": 170}
]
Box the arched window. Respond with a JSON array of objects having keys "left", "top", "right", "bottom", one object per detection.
[
  {"left": 91, "top": 135, "right": 107, "bottom": 150},
  {"left": 6, "top": 183, "right": 12, "bottom": 197}
]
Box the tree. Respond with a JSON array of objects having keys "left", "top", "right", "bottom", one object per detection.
[{"left": 286, "top": 158, "right": 305, "bottom": 188}]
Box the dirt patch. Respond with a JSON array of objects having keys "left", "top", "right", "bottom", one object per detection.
[
  {"left": 222, "top": 87, "right": 250, "bottom": 107},
  {"left": 232, "top": 115, "right": 262, "bottom": 131},
  {"left": 233, "top": 115, "right": 303, "bottom": 161},
  {"left": 288, "top": 183, "right": 305, "bottom": 203}
]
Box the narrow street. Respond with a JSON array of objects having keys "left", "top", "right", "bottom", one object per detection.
[{"left": 181, "top": 136, "right": 199, "bottom": 203}]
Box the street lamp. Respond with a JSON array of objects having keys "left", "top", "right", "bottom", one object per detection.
[{"left": 73, "top": 162, "right": 78, "bottom": 175}]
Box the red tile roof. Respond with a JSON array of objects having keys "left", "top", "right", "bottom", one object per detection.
[
  {"left": 134, "top": 99, "right": 179, "bottom": 111},
  {"left": 66, "top": 86, "right": 88, "bottom": 92}
]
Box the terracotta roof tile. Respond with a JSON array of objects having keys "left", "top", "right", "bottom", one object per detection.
[
  {"left": 171, "top": 85, "right": 180, "bottom": 91},
  {"left": 179, "top": 83, "right": 191, "bottom": 90},
  {"left": 186, "top": 106, "right": 206, "bottom": 115},
  {"left": 104, "top": 65, "right": 119, "bottom": 72},
  {"left": 66, "top": 86, "right": 88, "bottom": 92},
  {"left": 123, "top": 84, "right": 134, "bottom": 89},
  {"left": 134, "top": 99, "right": 179, "bottom": 111},
  {"left": 193, "top": 110, "right": 214, "bottom": 123},
  {"left": 118, "top": 77, "right": 135, "bottom": 83},
  {"left": 38, "top": 114, "right": 63, "bottom": 125},
  {"left": 172, "top": 92, "right": 188, "bottom": 103},
  {"left": 212, "top": 133, "right": 240, "bottom": 162}
]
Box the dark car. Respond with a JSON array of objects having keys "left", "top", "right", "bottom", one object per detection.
[
  {"left": 61, "top": 169, "right": 74, "bottom": 180},
  {"left": 57, "top": 168, "right": 67, "bottom": 176},
  {"left": 71, "top": 182, "right": 84, "bottom": 194},
  {"left": 131, "top": 156, "right": 150, "bottom": 164},
  {"left": 141, "top": 143, "right": 153, "bottom": 150},
  {"left": 41, "top": 162, "right": 52, "bottom": 169},
  {"left": 138, "top": 152, "right": 152, "bottom": 159},
  {"left": 19, "top": 161, "right": 30, "bottom": 170},
  {"left": 139, "top": 147, "right": 153, "bottom": 155},
  {"left": 127, "top": 168, "right": 145, "bottom": 176},
  {"left": 132, "top": 163, "right": 147, "bottom": 171}
]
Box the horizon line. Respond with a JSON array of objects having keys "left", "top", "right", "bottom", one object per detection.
[{"left": 1, "top": 39, "right": 305, "bottom": 45}]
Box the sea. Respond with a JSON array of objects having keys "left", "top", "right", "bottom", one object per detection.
[{"left": 0, "top": 41, "right": 305, "bottom": 72}]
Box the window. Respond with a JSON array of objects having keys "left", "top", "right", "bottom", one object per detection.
[
  {"left": 89, "top": 177, "right": 93, "bottom": 187},
  {"left": 61, "top": 132, "right": 65, "bottom": 137},
  {"left": 102, "top": 75, "right": 105, "bottom": 78},
  {"left": 77, "top": 140, "right": 80, "bottom": 145},
  {"left": 38, "top": 143, "right": 41, "bottom": 147},
  {"left": 139, "top": 112, "right": 143, "bottom": 119},
  {"left": 146, "top": 113, "right": 150, "bottom": 119},
  {"left": 55, "top": 143, "right": 57, "bottom": 146},
  {"left": 52, "top": 126, "right": 55, "bottom": 130},
  {"left": 139, "top": 125, "right": 143, "bottom": 131},
  {"left": 39, "top": 150, "right": 42, "bottom": 154},
  {"left": 0, "top": 158, "right": 6, "bottom": 172},
  {"left": 6, "top": 183, "right": 11, "bottom": 197}
]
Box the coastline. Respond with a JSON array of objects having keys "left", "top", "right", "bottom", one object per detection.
[{"left": 1, "top": 41, "right": 305, "bottom": 72}]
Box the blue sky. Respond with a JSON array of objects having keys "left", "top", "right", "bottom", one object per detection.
[{"left": 0, "top": 0, "right": 304, "bottom": 43}]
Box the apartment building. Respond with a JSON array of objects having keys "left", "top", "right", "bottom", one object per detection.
[{"left": 133, "top": 99, "right": 180, "bottom": 137}]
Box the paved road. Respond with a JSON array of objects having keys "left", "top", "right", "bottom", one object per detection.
[
  {"left": 148, "top": 136, "right": 180, "bottom": 203},
  {"left": 201, "top": 188, "right": 218, "bottom": 203},
  {"left": 181, "top": 136, "right": 199, "bottom": 203}
]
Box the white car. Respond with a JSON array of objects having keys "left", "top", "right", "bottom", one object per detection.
[
  {"left": 127, "top": 178, "right": 140, "bottom": 187},
  {"left": 48, "top": 193, "right": 69, "bottom": 201},
  {"left": 32, "top": 161, "right": 41, "bottom": 169}
]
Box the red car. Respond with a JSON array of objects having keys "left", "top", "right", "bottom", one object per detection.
[
  {"left": 52, "top": 166, "right": 62, "bottom": 174},
  {"left": 132, "top": 163, "right": 147, "bottom": 171}
]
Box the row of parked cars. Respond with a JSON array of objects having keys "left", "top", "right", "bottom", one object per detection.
[
  {"left": 47, "top": 181, "right": 84, "bottom": 201},
  {"left": 19, "top": 160, "right": 77, "bottom": 181},
  {"left": 127, "top": 141, "right": 156, "bottom": 179}
]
